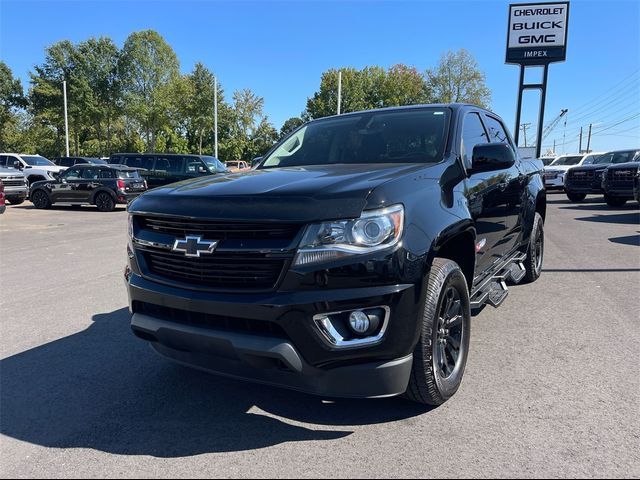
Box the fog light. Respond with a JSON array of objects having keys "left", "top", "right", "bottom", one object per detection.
[{"left": 349, "top": 311, "right": 370, "bottom": 334}]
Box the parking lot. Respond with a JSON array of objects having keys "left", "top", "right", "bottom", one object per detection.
[{"left": 0, "top": 195, "right": 639, "bottom": 478}]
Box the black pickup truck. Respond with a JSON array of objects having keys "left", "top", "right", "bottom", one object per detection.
[{"left": 125, "top": 104, "right": 546, "bottom": 406}]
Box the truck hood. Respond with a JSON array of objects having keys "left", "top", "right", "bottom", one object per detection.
[
  {"left": 130, "top": 163, "right": 430, "bottom": 222},
  {"left": 545, "top": 165, "right": 574, "bottom": 173},
  {"left": 569, "top": 164, "right": 610, "bottom": 173},
  {"left": 0, "top": 168, "right": 25, "bottom": 179},
  {"left": 26, "top": 165, "right": 66, "bottom": 173}
]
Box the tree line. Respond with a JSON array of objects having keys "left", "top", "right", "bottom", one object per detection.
[{"left": 0, "top": 30, "right": 491, "bottom": 161}]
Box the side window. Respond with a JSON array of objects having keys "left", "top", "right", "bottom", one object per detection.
[
  {"left": 0, "top": 156, "right": 7, "bottom": 167},
  {"left": 461, "top": 112, "right": 489, "bottom": 168},
  {"left": 484, "top": 115, "right": 513, "bottom": 147},
  {"left": 99, "top": 169, "right": 114, "bottom": 179},
  {"left": 185, "top": 157, "right": 203, "bottom": 173},
  {"left": 63, "top": 167, "right": 83, "bottom": 180},
  {"left": 63, "top": 158, "right": 74, "bottom": 167},
  {"left": 82, "top": 168, "right": 100, "bottom": 180},
  {"left": 155, "top": 156, "right": 184, "bottom": 173}
]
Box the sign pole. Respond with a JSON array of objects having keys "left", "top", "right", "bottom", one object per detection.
[
  {"left": 214, "top": 76, "right": 218, "bottom": 159},
  {"left": 337, "top": 71, "right": 342, "bottom": 115},
  {"left": 63, "top": 80, "right": 70, "bottom": 157},
  {"left": 535, "top": 64, "right": 549, "bottom": 159}
]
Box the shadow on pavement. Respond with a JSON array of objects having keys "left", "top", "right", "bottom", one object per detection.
[
  {"left": 10, "top": 204, "right": 127, "bottom": 212},
  {"left": 0, "top": 308, "right": 429, "bottom": 458},
  {"left": 609, "top": 234, "right": 640, "bottom": 247},
  {"left": 574, "top": 212, "right": 640, "bottom": 225},
  {"left": 559, "top": 203, "right": 639, "bottom": 212}
]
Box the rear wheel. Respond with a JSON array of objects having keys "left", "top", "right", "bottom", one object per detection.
[
  {"left": 604, "top": 195, "right": 627, "bottom": 207},
  {"left": 31, "top": 190, "right": 51, "bottom": 209},
  {"left": 95, "top": 192, "right": 115, "bottom": 212},
  {"left": 566, "top": 192, "right": 586, "bottom": 202},
  {"left": 405, "top": 258, "right": 471, "bottom": 406},
  {"left": 523, "top": 212, "right": 544, "bottom": 283}
]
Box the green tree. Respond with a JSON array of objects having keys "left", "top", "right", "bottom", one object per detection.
[
  {"left": 119, "top": 30, "right": 180, "bottom": 152},
  {"left": 426, "top": 49, "right": 491, "bottom": 108},
  {"left": 305, "top": 65, "right": 431, "bottom": 119},
  {"left": 250, "top": 117, "right": 278, "bottom": 158},
  {"left": 279, "top": 116, "right": 304, "bottom": 139},
  {"left": 0, "top": 62, "right": 27, "bottom": 151}
]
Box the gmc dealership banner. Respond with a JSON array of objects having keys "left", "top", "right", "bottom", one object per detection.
[{"left": 506, "top": 1, "right": 570, "bottom": 65}]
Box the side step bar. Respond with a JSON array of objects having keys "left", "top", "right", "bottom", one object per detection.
[{"left": 470, "top": 253, "right": 527, "bottom": 309}]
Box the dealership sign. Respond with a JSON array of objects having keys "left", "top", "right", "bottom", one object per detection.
[{"left": 506, "top": 1, "right": 570, "bottom": 65}]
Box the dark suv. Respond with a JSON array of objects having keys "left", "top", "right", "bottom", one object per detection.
[
  {"left": 601, "top": 151, "right": 640, "bottom": 207},
  {"left": 125, "top": 104, "right": 546, "bottom": 406},
  {"left": 109, "top": 153, "right": 228, "bottom": 188},
  {"left": 565, "top": 149, "right": 640, "bottom": 202},
  {"left": 30, "top": 164, "right": 147, "bottom": 211}
]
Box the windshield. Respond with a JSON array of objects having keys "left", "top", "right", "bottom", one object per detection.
[
  {"left": 595, "top": 150, "right": 640, "bottom": 165},
  {"left": 581, "top": 154, "right": 601, "bottom": 165},
  {"left": 261, "top": 108, "right": 450, "bottom": 168},
  {"left": 201, "top": 156, "right": 228, "bottom": 173},
  {"left": 551, "top": 155, "right": 582, "bottom": 166},
  {"left": 22, "top": 155, "right": 55, "bottom": 166}
]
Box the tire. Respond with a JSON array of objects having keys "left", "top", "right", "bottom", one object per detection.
[
  {"left": 566, "top": 192, "right": 587, "bottom": 202},
  {"left": 604, "top": 195, "right": 627, "bottom": 207},
  {"left": 6, "top": 197, "right": 25, "bottom": 205},
  {"left": 95, "top": 192, "right": 115, "bottom": 212},
  {"left": 523, "top": 212, "right": 544, "bottom": 283},
  {"left": 31, "top": 190, "right": 51, "bottom": 209},
  {"left": 405, "top": 258, "right": 471, "bottom": 406}
]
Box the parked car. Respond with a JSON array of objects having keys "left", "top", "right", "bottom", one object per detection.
[
  {"left": 601, "top": 156, "right": 640, "bottom": 207},
  {"left": 30, "top": 164, "right": 147, "bottom": 212},
  {"left": 53, "top": 157, "right": 108, "bottom": 167},
  {"left": 0, "top": 153, "right": 66, "bottom": 185},
  {"left": 0, "top": 167, "right": 28, "bottom": 205},
  {"left": 565, "top": 149, "right": 640, "bottom": 202},
  {"left": 0, "top": 179, "right": 5, "bottom": 214},
  {"left": 543, "top": 152, "right": 603, "bottom": 191},
  {"left": 126, "top": 104, "right": 546, "bottom": 406},
  {"left": 225, "top": 160, "right": 250, "bottom": 172},
  {"left": 538, "top": 155, "right": 557, "bottom": 167},
  {"left": 109, "top": 153, "right": 228, "bottom": 188}
]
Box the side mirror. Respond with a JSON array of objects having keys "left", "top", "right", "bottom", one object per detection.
[
  {"left": 251, "top": 156, "right": 263, "bottom": 167},
  {"left": 13, "top": 161, "right": 22, "bottom": 170},
  {"left": 198, "top": 166, "right": 207, "bottom": 173},
  {"left": 470, "top": 143, "right": 516, "bottom": 174}
]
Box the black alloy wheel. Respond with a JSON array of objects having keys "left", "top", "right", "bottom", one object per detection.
[
  {"left": 434, "top": 286, "right": 464, "bottom": 379},
  {"left": 95, "top": 192, "right": 115, "bottom": 212},
  {"left": 31, "top": 190, "right": 50, "bottom": 209}
]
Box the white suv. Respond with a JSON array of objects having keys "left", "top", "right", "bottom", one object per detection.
[
  {"left": 543, "top": 152, "right": 603, "bottom": 190},
  {"left": 0, "top": 153, "right": 67, "bottom": 185}
]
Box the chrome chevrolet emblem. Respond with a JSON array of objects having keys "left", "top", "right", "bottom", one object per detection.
[{"left": 172, "top": 235, "right": 218, "bottom": 257}]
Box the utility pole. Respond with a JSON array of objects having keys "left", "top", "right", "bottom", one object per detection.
[
  {"left": 562, "top": 112, "right": 568, "bottom": 154},
  {"left": 553, "top": 139, "right": 556, "bottom": 153},
  {"left": 337, "top": 70, "right": 342, "bottom": 115},
  {"left": 586, "top": 123, "right": 593, "bottom": 152},
  {"left": 579, "top": 127, "right": 583, "bottom": 153},
  {"left": 520, "top": 123, "right": 532, "bottom": 147},
  {"left": 214, "top": 76, "right": 218, "bottom": 158},
  {"left": 63, "top": 81, "right": 70, "bottom": 157}
]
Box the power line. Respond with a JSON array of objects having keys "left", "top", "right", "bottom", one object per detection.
[
  {"left": 563, "top": 69, "right": 640, "bottom": 118},
  {"left": 591, "top": 113, "right": 640, "bottom": 135}
]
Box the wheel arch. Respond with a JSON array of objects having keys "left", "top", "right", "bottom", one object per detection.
[
  {"left": 431, "top": 223, "right": 477, "bottom": 292},
  {"left": 90, "top": 188, "right": 117, "bottom": 204}
]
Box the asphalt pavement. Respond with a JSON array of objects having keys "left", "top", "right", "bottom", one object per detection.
[{"left": 1, "top": 194, "right": 639, "bottom": 478}]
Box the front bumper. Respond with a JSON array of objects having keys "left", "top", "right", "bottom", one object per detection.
[
  {"left": 543, "top": 175, "right": 565, "bottom": 190},
  {"left": 117, "top": 192, "right": 144, "bottom": 204},
  {"left": 127, "top": 272, "right": 421, "bottom": 398}
]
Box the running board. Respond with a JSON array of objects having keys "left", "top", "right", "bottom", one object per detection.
[{"left": 470, "top": 253, "right": 527, "bottom": 310}]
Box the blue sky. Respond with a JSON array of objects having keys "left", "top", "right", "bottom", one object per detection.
[{"left": 1, "top": 0, "right": 638, "bottom": 154}]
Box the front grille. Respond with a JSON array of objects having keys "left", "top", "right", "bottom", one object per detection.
[
  {"left": 607, "top": 169, "right": 636, "bottom": 188},
  {"left": 133, "top": 301, "right": 289, "bottom": 339},
  {"left": 141, "top": 249, "right": 288, "bottom": 290},
  {"left": 567, "top": 170, "right": 595, "bottom": 187},
  {"left": 137, "top": 216, "right": 300, "bottom": 241},
  {"left": 1, "top": 179, "right": 25, "bottom": 187}
]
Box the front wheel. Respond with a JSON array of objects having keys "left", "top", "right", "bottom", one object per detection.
[
  {"left": 95, "top": 192, "right": 115, "bottom": 212},
  {"left": 523, "top": 212, "right": 544, "bottom": 283},
  {"left": 405, "top": 258, "right": 471, "bottom": 406},
  {"left": 566, "top": 192, "right": 587, "bottom": 202},
  {"left": 604, "top": 195, "right": 627, "bottom": 207},
  {"left": 31, "top": 190, "right": 51, "bottom": 209}
]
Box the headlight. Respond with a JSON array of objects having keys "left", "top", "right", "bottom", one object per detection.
[{"left": 293, "top": 204, "right": 404, "bottom": 266}]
